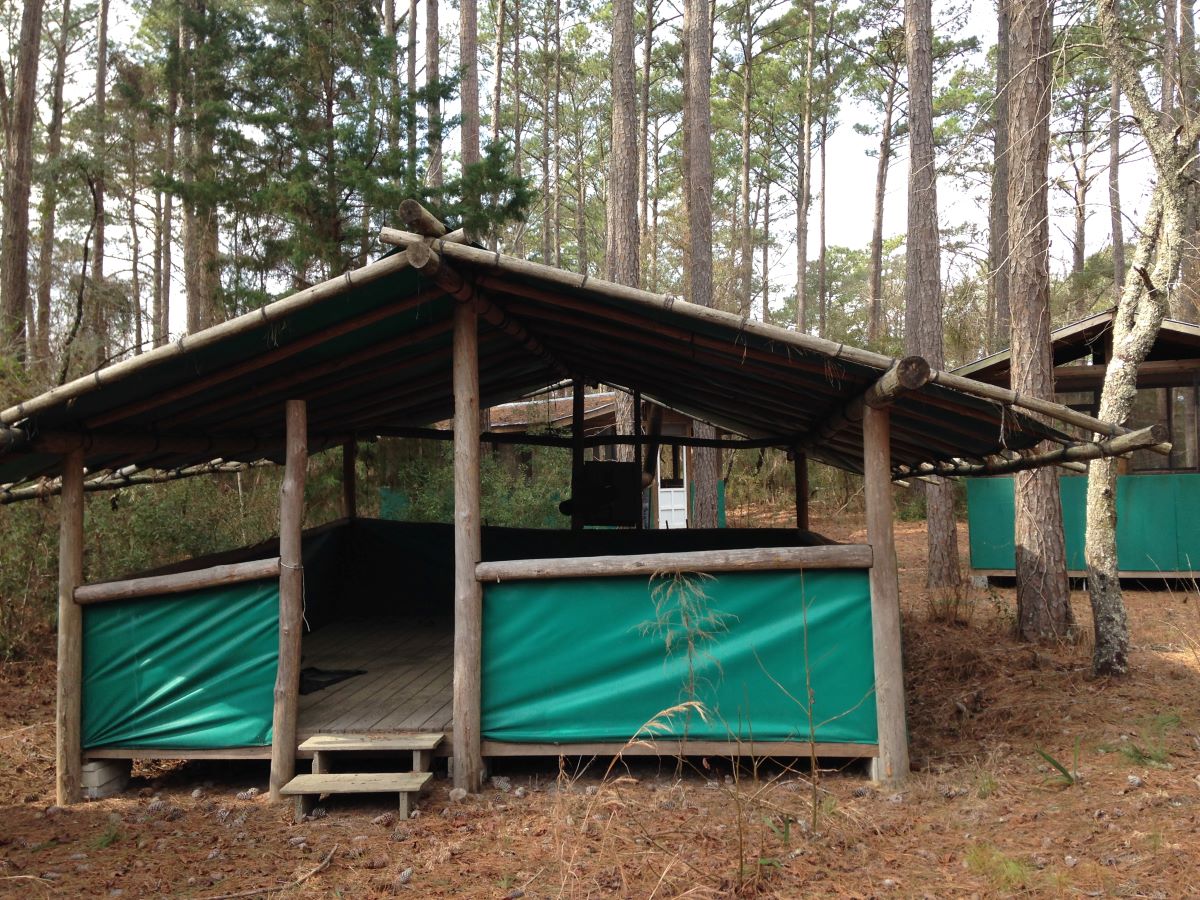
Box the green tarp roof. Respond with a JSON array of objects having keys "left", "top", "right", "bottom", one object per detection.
[{"left": 0, "top": 239, "right": 1070, "bottom": 490}]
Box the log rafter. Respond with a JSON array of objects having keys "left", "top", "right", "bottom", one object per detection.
[{"left": 907, "top": 424, "right": 1169, "bottom": 479}]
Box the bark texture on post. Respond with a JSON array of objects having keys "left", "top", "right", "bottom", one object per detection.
[
  {"left": 55, "top": 448, "right": 85, "bottom": 805},
  {"left": 1007, "top": 0, "right": 1073, "bottom": 642},
  {"left": 904, "top": 0, "right": 961, "bottom": 593},
  {"left": 863, "top": 406, "right": 908, "bottom": 786},
  {"left": 795, "top": 451, "right": 809, "bottom": 531},
  {"left": 269, "top": 400, "right": 307, "bottom": 803},
  {"left": 452, "top": 300, "right": 484, "bottom": 790}
]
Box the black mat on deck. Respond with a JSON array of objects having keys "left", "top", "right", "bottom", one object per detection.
[{"left": 299, "top": 666, "right": 365, "bottom": 695}]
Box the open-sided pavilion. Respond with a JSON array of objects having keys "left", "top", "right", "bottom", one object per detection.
[{"left": 0, "top": 203, "right": 1161, "bottom": 810}]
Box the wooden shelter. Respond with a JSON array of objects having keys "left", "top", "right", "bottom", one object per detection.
[
  {"left": 957, "top": 309, "right": 1197, "bottom": 577},
  {"left": 0, "top": 205, "right": 1157, "bottom": 810}
]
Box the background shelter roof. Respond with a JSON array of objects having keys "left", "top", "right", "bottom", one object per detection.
[
  {"left": 0, "top": 231, "right": 1125, "bottom": 495},
  {"left": 955, "top": 308, "right": 1200, "bottom": 384}
]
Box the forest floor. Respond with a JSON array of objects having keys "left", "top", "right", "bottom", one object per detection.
[{"left": 2, "top": 516, "right": 1199, "bottom": 897}]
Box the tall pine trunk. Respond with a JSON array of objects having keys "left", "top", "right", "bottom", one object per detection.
[
  {"left": 608, "top": 0, "right": 639, "bottom": 461},
  {"left": 638, "top": 0, "right": 654, "bottom": 273},
  {"left": 406, "top": 0, "right": 418, "bottom": 177},
  {"left": 988, "top": 0, "right": 1011, "bottom": 351},
  {"left": 461, "top": 0, "right": 480, "bottom": 172},
  {"left": 160, "top": 9, "right": 179, "bottom": 346},
  {"left": 1109, "top": 74, "right": 1124, "bottom": 304},
  {"left": 683, "top": 0, "right": 718, "bottom": 526},
  {"left": 35, "top": 0, "right": 70, "bottom": 369},
  {"left": 552, "top": 0, "right": 563, "bottom": 264},
  {"left": 867, "top": 79, "right": 895, "bottom": 349},
  {"left": 739, "top": 4, "right": 754, "bottom": 315},
  {"left": 1008, "top": 0, "right": 1072, "bottom": 641},
  {"left": 817, "top": 114, "right": 828, "bottom": 338},
  {"left": 512, "top": 0, "right": 524, "bottom": 257},
  {"left": 0, "top": 0, "right": 45, "bottom": 362},
  {"left": 796, "top": 4, "right": 813, "bottom": 333},
  {"left": 906, "top": 0, "right": 962, "bottom": 594},
  {"left": 491, "top": 0, "right": 507, "bottom": 144},
  {"left": 90, "top": 0, "right": 110, "bottom": 360},
  {"left": 427, "top": 0, "right": 443, "bottom": 187}
]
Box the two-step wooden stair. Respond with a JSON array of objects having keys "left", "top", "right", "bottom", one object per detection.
[{"left": 281, "top": 732, "right": 443, "bottom": 822}]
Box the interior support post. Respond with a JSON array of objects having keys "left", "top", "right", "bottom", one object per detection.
[
  {"left": 570, "top": 378, "right": 585, "bottom": 531},
  {"left": 342, "top": 439, "right": 358, "bottom": 519},
  {"left": 452, "top": 299, "right": 484, "bottom": 791},
  {"left": 863, "top": 404, "right": 908, "bottom": 786},
  {"left": 794, "top": 450, "right": 809, "bottom": 531},
  {"left": 55, "top": 448, "right": 85, "bottom": 805},
  {"left": 633, "top": 390, "right": 644, "bottom": 529},
  {"left": 269, "top": 399, "right": 307, "bottom": 803}
]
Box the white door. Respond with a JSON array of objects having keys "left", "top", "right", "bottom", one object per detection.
[{"left": 656, "top": 452, "right": 688, "bottom": 529}]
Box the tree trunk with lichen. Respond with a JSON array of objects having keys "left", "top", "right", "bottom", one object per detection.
[{"left": 1090, "top": 0, "right": 1195, "bottom": 675}]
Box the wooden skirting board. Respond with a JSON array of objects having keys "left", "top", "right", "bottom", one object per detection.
[
  {"left": 972, "top": 568, "right": 1200, "bottom": 580},
  {"left": 479, "top": 740, "right": 879, "bottom": 758},
  {"left": 86, "top": 737, "right": 879, "bottom": 761}
]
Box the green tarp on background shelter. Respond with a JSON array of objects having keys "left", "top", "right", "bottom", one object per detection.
[
  {"left": 481, "top": 569, "right": 876, "bottom": 744},
  {"left": 966, "top": 473, "right": 1200, "bottom": 573},
  {"left": 82, "top": 580, "right": 278, "bottom": 748}
]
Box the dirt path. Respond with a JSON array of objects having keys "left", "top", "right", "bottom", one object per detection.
[{"left": 1, "top": 518, "right": 1198, "bottom": 897}]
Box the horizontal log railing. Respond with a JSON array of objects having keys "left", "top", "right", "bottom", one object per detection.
[
  {"left": 74, "top": 557, "right": 282, "bottom": 605},
  {"left": 475, "top": 544, "right": 873, "bottom": 582}
]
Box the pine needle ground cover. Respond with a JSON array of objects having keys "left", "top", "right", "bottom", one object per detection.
[{"left": 1, "top": 520, "right": 1198, "bottom": 897}]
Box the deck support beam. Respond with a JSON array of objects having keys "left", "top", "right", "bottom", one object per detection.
[
  {"left": 269, "top": 399, "right": 307, "bottom": 803},
  {"left": 863, "top": 405, "right": 908, "bottom": 786},
  {"left": 55, "top": 448, "right": 85, "bottom": 805},
  {"left": 452, "top": 299, "right": 485, "bottom": 791}
]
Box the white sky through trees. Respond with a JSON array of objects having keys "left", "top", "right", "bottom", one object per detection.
[{"left": 71, "top": 0, "right": 1156, "bottom": 341}]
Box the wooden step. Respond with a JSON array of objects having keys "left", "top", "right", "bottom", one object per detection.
[
  {"left": 298, "top": 732, "right": 443, "bottom": 752},
  {"left": 299, "top": 732, "right": 444, "bottom": 774},
  {"left": 281, "top": 771, "right": 432, "bottom": 822}
]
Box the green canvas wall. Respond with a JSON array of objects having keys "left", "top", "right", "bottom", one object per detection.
[
  {"left": 481, "top": 569, "right": 877, "bottom": 744},
  {"left": 82, "top": 580, "right": 278, "bottom": 749},
  {"left": 966, "top": 473, "right": 1200, "bottom": 573}
]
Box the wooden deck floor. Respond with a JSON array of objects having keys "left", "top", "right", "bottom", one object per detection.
[{"left": 297, "top": 618, "right": 453, "bottom": 741}]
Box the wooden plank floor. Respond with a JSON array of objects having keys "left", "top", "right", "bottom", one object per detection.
[{"left": 297, "top": 618, "right": 453, "bottom": 740}]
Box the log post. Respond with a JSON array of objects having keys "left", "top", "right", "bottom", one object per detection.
[
  {"left": 269, "top": 399, "right": 307, "bottom": 803},
  {"left": 571, "top": 379, "right": 585, "bottom": 531},
  {"left": 795, "top": 450, "right": 809, "bottom": 531},
  {"left": 342, "top": 440, "right": 358, "bottom": 519},
  {"left": 55, "top": 448, "right": 85, "bottom": 805},
  {"left": 633, "top": 390, "right": 644, "bottom": 529},
  {"left": 863, "top": 404, "right": 908, "bottom": 786},
  {"left": 452, "top": 299, "right": 484, "bottom": 791}
]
